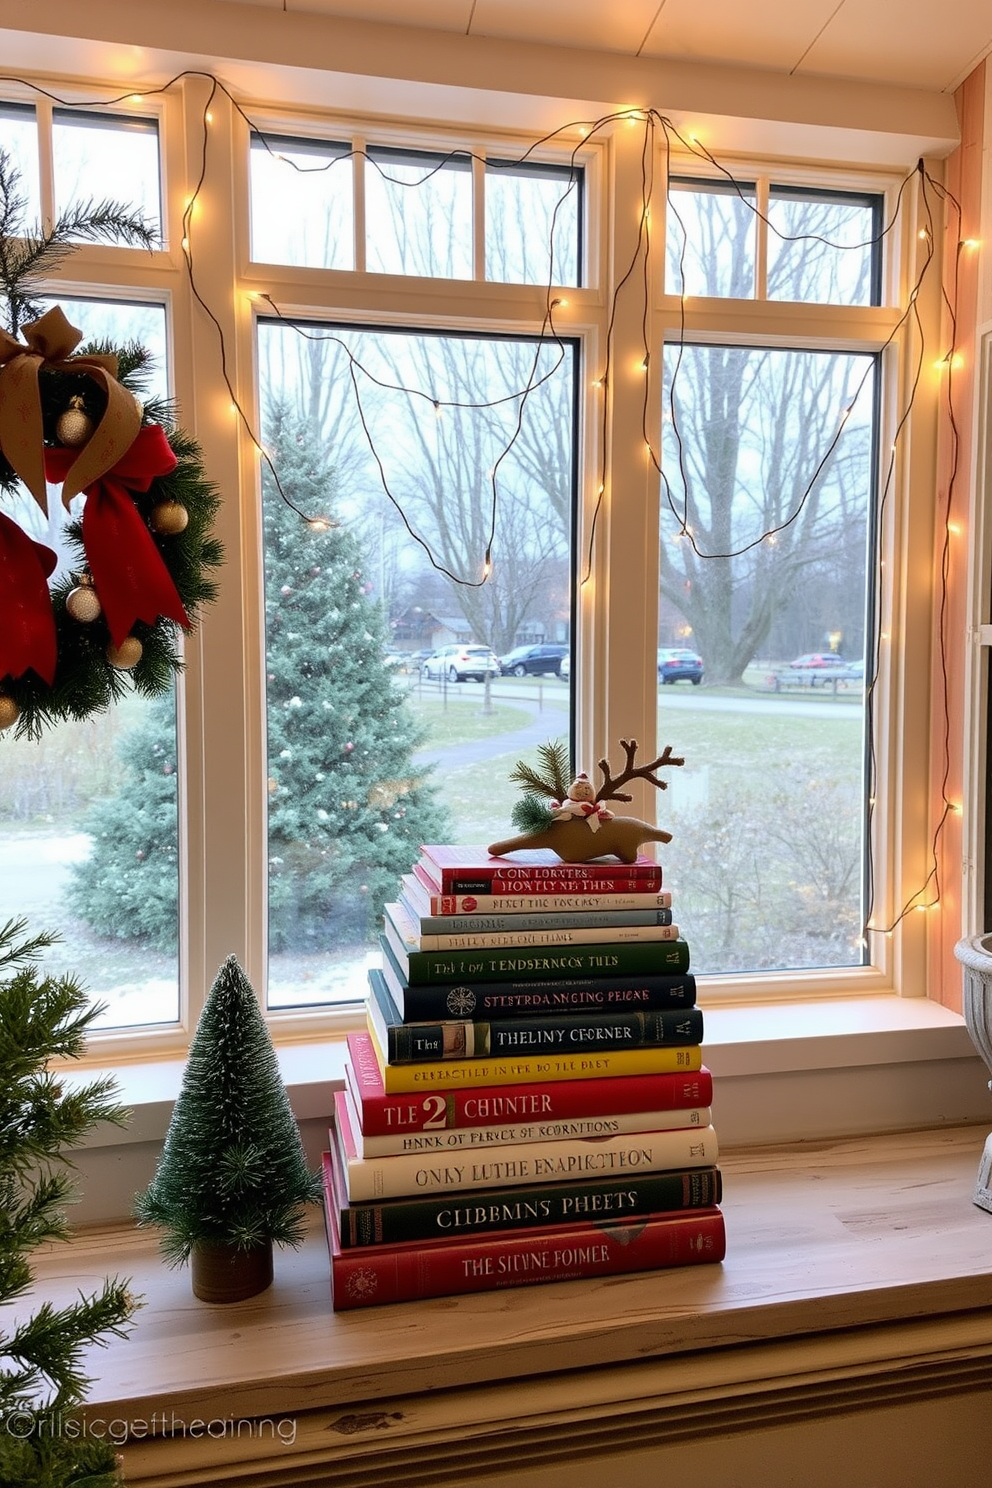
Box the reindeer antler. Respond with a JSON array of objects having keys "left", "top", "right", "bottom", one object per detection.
[{"left": 595, "top": 738, "right": 685, "bottom": 803}]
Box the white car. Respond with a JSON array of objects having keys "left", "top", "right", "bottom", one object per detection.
[{"left": 421, "top": 645, "right": 501, "bottom": 682}]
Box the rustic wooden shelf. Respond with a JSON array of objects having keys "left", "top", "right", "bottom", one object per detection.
[{"left": 27, "top": 1124, "right": 992, "bottom": 1487}]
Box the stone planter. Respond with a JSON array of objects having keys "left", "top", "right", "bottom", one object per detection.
[
  {"left": 191, "top": 1239, "right": 274, "bottom": 1302},
  {"left": 953, "top": 935, "right": 992, "bottom": 1212}
]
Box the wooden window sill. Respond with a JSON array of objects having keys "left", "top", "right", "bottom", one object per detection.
[{"left": 26, "top": 1124, "right": 992, "bottom": 1486}]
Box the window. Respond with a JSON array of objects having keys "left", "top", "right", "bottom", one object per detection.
[{"left": 0, "top": 76, "right": 939, "bottom": 1050}]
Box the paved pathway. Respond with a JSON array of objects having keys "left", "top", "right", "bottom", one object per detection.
[{"left": 411, "top": 692, "right": 569, "bottom": 772}]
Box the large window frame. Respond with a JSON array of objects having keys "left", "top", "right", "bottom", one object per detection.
[{"left": 0, "top": 75, "right": 942, "bottom": 1059}]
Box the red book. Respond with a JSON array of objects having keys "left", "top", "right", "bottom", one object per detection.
[
  {"left": 322, "top": 1152, "right": 725, "bottom": 1309},
  {"left": 416, "top": 846, "right": 663, "bottom": 896},
  {"left": 346, "top": 1031, "right": 713, "bottom": 1137}
]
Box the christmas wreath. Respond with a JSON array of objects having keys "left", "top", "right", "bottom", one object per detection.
[{"left": 0, "top": 305, "right": 222, "bottom": 739}]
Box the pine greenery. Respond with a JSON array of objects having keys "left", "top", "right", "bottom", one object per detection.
[
  {"left": 135, "top": 956, "right": 322, "bottom": 1263},
  {"left": 68, "top": 409, "right": 451, "bottom": 953},
  {"left": 508, "top": 739, "right": 569, "bottom": 832},
  {"left": 0, "top": 919, "right": 136, "bottom": 1488}
]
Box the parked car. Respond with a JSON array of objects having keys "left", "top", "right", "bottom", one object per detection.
[
  {"left": 788, "top": 652, "right": 846, "bottom": 671},
  {"left": 421, "top": 645, "right": 501, "bottom": 682},
  {"left": 499, "top": 644, "right": 568, "bottom": 677},
  {"left": 657, "top": 648, "right": 704, "bottom": 685}
]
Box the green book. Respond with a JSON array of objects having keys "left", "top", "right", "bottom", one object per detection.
[{"left": 379, "top": 934, "right": 690, "bottom": 985}]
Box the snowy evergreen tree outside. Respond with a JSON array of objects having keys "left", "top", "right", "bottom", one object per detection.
[
  {"left": 67, "top": 408, "right": 449, "bottom": 984},
  {"left": 261, "top": 406, "right": 450, "bottom": 956}
]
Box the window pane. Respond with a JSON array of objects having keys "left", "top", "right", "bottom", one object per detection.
[
  {"left": 0, "top": 298, "right": 179, "bottom": 1028},
  {"left": 486, "top": 160, "right": 581, "bottom": 287},
  {"left": 768, "top": 187, "right": 880, "bottom": 306},
  {"left": 666, "top": 178, "right": 756, "bottom": 298},
  {"left": 47, "top": 296, "right": 169, "bottom": 403},
  {"left": 258, "top": 319, "right": 575, "bottom": 1008},
  {"left": 53, "top": 109, "right": 161, "bottom": 237},
  {"left": 659, "top": 342, "right": 875, "bottom": 976},
  {"left": 0, "top": 102, "right": 40, "bottom": 223},
  {"left": 249, "top": 133, "right": 354, "bottom": 270},
  {"left": 365, "top": 146, "right": 472, "bottom": 278}
]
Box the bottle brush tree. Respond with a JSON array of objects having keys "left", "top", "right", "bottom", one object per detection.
[
  {"left": 0, "top": 918, "right": 136, "bottom": 1488},
  {"left": 135, "top": 955, "right": 321, "bottom": 1300}
]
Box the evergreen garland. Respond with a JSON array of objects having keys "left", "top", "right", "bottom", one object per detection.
[
  {"left": 508, "top": 739, "right": 570, "bottom": 832},
  {"left": 135, "top": 956, "right": 322, "bottom": 1264},
  {"left": 0, "top": 918, "right": 136, "bottom": 1488}
]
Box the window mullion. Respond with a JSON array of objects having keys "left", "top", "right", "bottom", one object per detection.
[
  {"left": 353, "top": 132, "right": 367, "bottom": 274},
  {"left": 35, "top": 95, "right": 54, "bottom": 232},
  {"left": 472, "top": 150, "right": 486, "bottom": 281},
  {"left": 755, "top": 175, "right": 770, "bottom": 299}
]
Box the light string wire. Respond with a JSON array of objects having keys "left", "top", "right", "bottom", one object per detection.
[{"left": 0, "top": 73, "right": 966, "bottom": 951}]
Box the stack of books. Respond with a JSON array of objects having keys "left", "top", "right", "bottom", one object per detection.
[{"left": 323, "top": 846, "right": 724, "bottom": 1309}]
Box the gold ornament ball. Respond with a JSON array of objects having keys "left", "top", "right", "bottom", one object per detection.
[
  {"left": 150, "top": 501, "right": 189, "bottom": 536},
  {"left": 106, "top": 636, "right": 143, "bottom": 670},
  {"left": 56, "top": 397, "right": 94, "bottom": 448},
  {"left": 66, "top": 583, "right": 103, "bottom": 623},
  {"left": 0, "top": 695, "right": 20, "bottom": 731}
]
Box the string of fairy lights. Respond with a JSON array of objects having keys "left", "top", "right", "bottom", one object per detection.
[{"left": 0, "top": 68, "right": 971, "bottom": 954}]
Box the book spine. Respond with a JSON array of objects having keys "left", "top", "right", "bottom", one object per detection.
[
  {"left": 374, "top": 1035, "right": 704, "bottom": 1094},
  {"left": 404, "top": 903, "right": 676, "bottom": 934},
  {"left": 340, "top": 1121, "right": 719, "bottom": 1200},
  {"left": 437, "top": 872, "right": 663, "bottom": 895},
  {"left": 356, "top": 1105, "right": 713, "bottom": 1157},
  {"left": 330, "top": 1209, "right": 727, "bottom": 1309},
  {"left": 346, "top": 1032, "right": 715, "bottom": 1133},
  {"left": 394, "top": 974, "right": 698, "bottom": 1020},
  {"left": 399, "top": 939, "right": 690, "bottom": 985},
  {"left": 335, "top": 1163, "right": 724, "bottom": 1247},
  {"left": 383, "top": 1007, "right": 704, "bottom": 1063},
  {"left": 414, "top": 923, "right": 682, "bottom": 951},
  {"left": 406, "top": 874, "right": 674, "bottom": 914}
]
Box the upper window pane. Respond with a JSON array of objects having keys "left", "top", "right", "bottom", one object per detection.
[
  {"left": 666, "top": 177, "right": 756, "bottom": 298},
  {"left": 53, "top": 109, "right": 161, "bottom": 238},
  {"left": 0, "top": 102, "right": 41, "bottom": 224},
  {"left": 365, "top": 146, "right": 472, "bottom": 279},
  {"left": 485, "top": 159, "right": 581, "bottom": 287},
  {"left": 250, "top": 132, "right": 354, "bottom": 270},
  {"left": 767, "top": 186, "right": 881, "bottom": 306}
]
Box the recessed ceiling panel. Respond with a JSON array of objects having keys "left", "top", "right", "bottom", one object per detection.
[
  {"left": 798, "top": 0, "right": 992, "bottom": 90},
  {"left": 639, "top": 0, "right": 839, "bottom": 72},
  {"left": 469, "top": 0, "right": 662, "bottom": 53}
]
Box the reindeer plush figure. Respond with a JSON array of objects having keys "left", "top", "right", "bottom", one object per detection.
[{"left": 488, "top": 738, "right": 684, "bottom": 864}]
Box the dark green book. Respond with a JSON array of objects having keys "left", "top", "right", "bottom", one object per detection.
[
  {"left": 368, "top": 968, "right": 703, "bottom": 1063},
  {"left": 326, "top": 1138, "right": 723, "bottom": 1248},
  {"left": 379, "top": 933, "right": 690, "bottom": 986}
]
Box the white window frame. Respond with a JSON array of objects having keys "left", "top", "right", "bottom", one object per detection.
[{"left": 0, "top": 76, "right": 948, "bottom": 1064}]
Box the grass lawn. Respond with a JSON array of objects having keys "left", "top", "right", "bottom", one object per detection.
[{"left": 405, "top": 696, "right": 534, "bottom": 747}]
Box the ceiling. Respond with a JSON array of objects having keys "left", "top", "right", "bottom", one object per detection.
[{"left": 214, "top": 0, "right": 992, "bottom": 95}]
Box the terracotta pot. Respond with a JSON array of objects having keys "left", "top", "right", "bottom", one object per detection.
[{"left": 191, "top": 1239, "right": 274, "bottom": 1302}]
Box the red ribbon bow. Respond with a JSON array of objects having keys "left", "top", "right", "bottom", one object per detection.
[
  {"left": 45, "top": 426, "right": 190, "bottom": 648},
  {"left": 0, "top": 513, "right": 58, "bottom": 684}
]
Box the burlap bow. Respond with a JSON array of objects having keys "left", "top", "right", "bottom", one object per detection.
[{"left": 0, "top": 306, "right": 142, "bottom": 514}]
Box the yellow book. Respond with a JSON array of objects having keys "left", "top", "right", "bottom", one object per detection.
[{"left": 365, "top": 1017, "right": 703, "bottom": 1093}]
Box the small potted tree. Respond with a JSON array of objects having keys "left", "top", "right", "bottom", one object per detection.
[{"left": 136, "top": 955, "right": 321, "bottom": 1302}]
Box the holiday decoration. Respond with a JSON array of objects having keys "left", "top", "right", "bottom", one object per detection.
[
  {"left": 0, "top": 918, "right": 136, "bottom": 1487},
  {"left": 0, "top": 154, "right": 222, "bottom": 739},
  {"left": 106, "top": 636, "right": 143, "bottom": 670},
  {"left": 65, "top": 572, "right": 102, "bottom": 623},
  {"left": 0, "top": 694, "right": 20, "bottom": 730},
  {"left": 489, "top": 737, "right": 685, "bottom": 863},
  {"left": 135, "top": 955, "right": 322, "bottom": 1301}
]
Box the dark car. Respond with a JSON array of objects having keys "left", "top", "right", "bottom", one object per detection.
[
  {"left": 499, "top": 644, "right": 568, "bottom": 677},
  {"left": 657, "top": 648, "right": 703, "bottom": 685}
]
